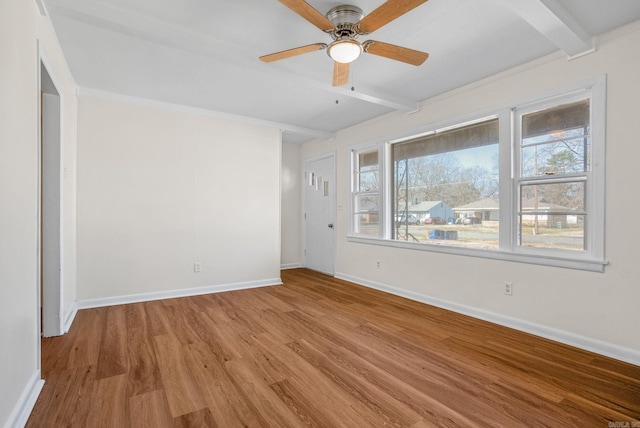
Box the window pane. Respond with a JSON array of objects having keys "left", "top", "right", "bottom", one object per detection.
[
  {"left": 356, "top": 151, "right": 379, "bottom": 192},
  {"left": 358, "top": 170, "right": 378, "bottom": 192},
  {"left": 354, "top": 194, "right": 379, "bottom": 235},
  {"left": 521, "top": 99, "right": 590, "bottom": 177},
  {"left": 521, "top": 133, "right": 590, "bottom": 176},
  {"left": 391, "top": 118, "right": 500, "bottom": 249},
  {"left": 352, "top": 148, "right": 380, "bottom": 236},
  {"left": 518, "top": 182, "right": 585, "bottom": 251},
  {"left": 520, "top": 182, "right": 585, "bottom": 213},
  {"left": 520, "top": 215, "right": 585, "bottom": 251}
]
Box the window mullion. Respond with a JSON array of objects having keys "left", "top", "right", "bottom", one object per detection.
[{"left": 500, "top": 108, "right": 514, "bottom": 251}]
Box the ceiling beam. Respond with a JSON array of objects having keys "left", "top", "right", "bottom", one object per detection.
[
  {"left": 327, "top": 85, "right": 417, "bottom": 111},
  {"left": 495, "top": 0, "right": 593, "bottom": 57},
  {"left": 49, "top": 0, "right": 418, "bottom": 112}
]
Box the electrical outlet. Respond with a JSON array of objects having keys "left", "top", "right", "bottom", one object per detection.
[
  {"left": 376, "top": 260, "right": 381, "bottom": 269},
  {"left": 504, "top": 281, "right": 513, "bottom": 296},
  {"left": 194, "top": 262, "right": 202, "bottom": 273}
]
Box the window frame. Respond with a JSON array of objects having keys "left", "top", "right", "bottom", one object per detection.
[
  {"left": 351, "top": 146, "right": 384, "bottom": 238},
  {"left": 511, "top": 89, "right": 605, "bottom": 263},
  {"left": 347, "top": 76, "right": 607, "bottom": 272}
]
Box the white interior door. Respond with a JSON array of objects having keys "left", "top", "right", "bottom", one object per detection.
[{"left": 304, "top": 155, "right": 335, "bottom": 275}]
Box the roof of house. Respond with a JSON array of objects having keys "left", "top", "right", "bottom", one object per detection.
[
  {"left": 454, "top": 198, "right": 499, "bottom": 210},
  {"left": 454, "top": 198, "right": 572, "bottom": 211},
  {"left": 410, "top": 201, "right": 445, "bottom": 211}
]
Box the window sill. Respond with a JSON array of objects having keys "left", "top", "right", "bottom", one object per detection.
[{"left": 346, "top": 235, "right": 607, "bottom": 272}]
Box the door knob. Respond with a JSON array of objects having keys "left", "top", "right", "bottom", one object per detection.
[{"left": 328, "top": 223, "right": 334, "bottom": 228}]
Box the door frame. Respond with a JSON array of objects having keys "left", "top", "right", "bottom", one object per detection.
[
  {"left": 37, "top": 43, "right": 65, "bottom": 345},
  {"left": 302, "top": 152, "right": 337, "bottom": 275}
]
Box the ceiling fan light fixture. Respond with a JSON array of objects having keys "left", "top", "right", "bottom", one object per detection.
[{"left": 328, "top": 39, "right": 362, "bottom": 63}]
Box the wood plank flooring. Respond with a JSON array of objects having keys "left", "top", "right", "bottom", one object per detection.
[{"left": 28, "top": 268, "right": 640, "bottom": 427}]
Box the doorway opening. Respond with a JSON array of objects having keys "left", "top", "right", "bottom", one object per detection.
[{"left": 39, "top": 54, "right": 63, "bottom": 339}]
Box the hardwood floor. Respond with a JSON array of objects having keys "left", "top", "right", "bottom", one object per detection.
[{"left": 28, "top": 268, "right": 640, "bottom": 427}]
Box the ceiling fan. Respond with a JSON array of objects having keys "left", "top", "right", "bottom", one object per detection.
[{"left": 260, "top": 0, "right": 430, "bottom": 86}]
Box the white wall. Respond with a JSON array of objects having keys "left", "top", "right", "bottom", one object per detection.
[
  {"left": 281, "top": 142, "right": 302, "bottom": 268},
  {"left": 76, "top": 96, "right": 282, "bottom": 301},
  {"left": 302, "top": 22, "right": 640, "bottom": 360},
  {"left": 0, "top": 1, "right": 78, "bottom": 426}
]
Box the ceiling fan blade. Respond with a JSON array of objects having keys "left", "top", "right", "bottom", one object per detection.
[
  {"left": 260, "top": 43, "right": 327, "bottom": 63},
  {"left": 279, "top": 0, "right": 335, "bottom": 32},
  {"left": 358, "top": 0, "right": 428, "bottom": 34},
  {"left": 363, "top": 40, "right": 429, "bottom": 65},
  {"left": 333, "top": 61, "right": 350, "bottom": 86}
]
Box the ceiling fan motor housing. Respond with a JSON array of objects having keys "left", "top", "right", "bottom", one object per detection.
[
  {"left": 326, "top": 5, "right": 364, "bottom": 25},
  {"left": 326, "top": 5, "right": 364, "bottom": 38}
]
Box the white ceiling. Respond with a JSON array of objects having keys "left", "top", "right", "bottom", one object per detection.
[{"left": 43, "top": 0, "right": 640, "bottom": 143}]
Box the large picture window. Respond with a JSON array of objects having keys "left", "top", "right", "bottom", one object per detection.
[
  {"left": 392, "top": 118, "right": 499, "bottom": 248},
  {"left": 348, "top": 78, "right": 606, "bottom": 271}
]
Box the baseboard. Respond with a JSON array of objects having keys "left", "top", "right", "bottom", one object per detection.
[
  {"left": 76, "top": 278, "right": 282, "bottom": 310},
  {"left": 281, "top": 263, "right": 303, "bottom": 270},
  {"left": 335, "top": 272, "right": 640, "bottom": 367},
  {"left": 63, "top": 303, "right": 77, "bottom": 333},
  {"left": 5, "top": 371, "right": 44, "bottom": 428}
]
